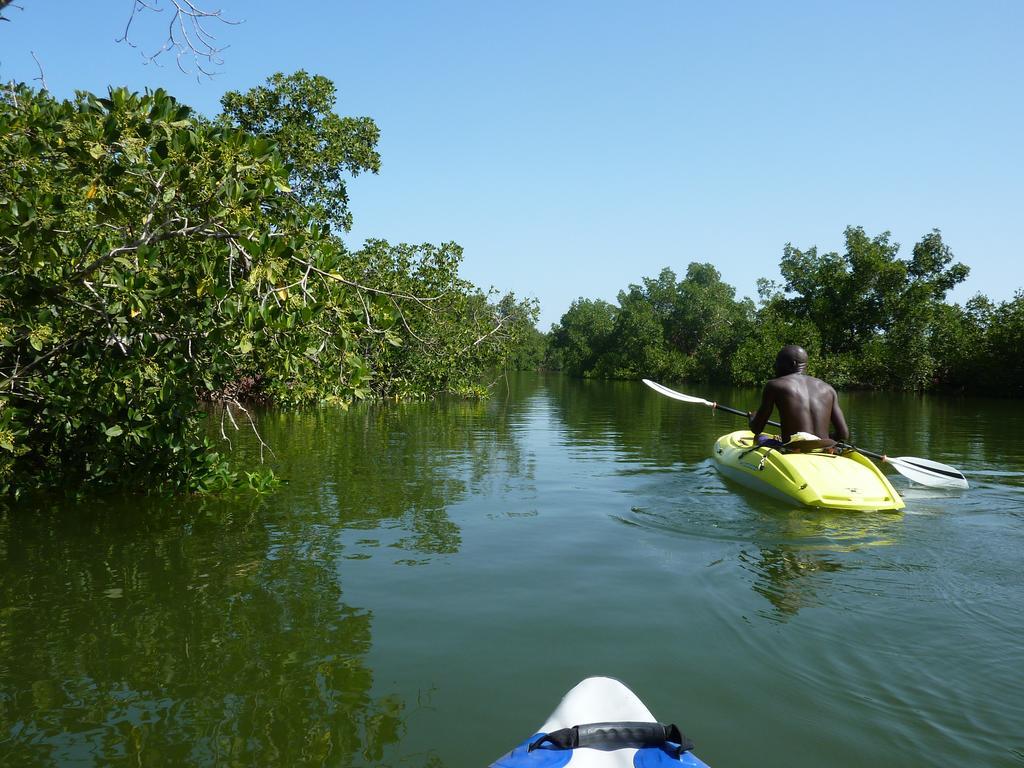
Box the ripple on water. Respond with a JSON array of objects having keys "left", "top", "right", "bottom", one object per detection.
[{"left": 624, "top": 462, "right": 907, "bottom": 549}]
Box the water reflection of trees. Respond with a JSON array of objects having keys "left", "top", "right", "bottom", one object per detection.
[
  {"left": 247, "top": 388, "right": 536, "bottom": 561},
  {"left": 1, "top": 387, "right": 536, "bottom": 766},
  {"left": 543, "top": 374, "right": 727, "bottom": 467},
  {"left": 0, "top": 500, "right": 403, "bottom": 765}
]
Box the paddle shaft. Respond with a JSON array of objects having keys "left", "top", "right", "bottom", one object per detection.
[
  {"left": 847, "top": 444, "right": 885, "bottom": 462},
  {"left": 704, "top": 401, "right": 781, "bottom": 429}
]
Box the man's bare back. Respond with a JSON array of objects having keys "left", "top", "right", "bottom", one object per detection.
[{"left": 748, "top": 346, "right": 850, "bottom": 443}]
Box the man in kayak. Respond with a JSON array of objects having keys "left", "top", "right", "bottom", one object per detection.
[{"left": 748, "top": 345, "right": 850, "bottom": 445}]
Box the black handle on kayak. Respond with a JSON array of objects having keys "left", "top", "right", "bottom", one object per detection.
[{"left": 528, "top": 722, "right": 694, "bottom": 757}]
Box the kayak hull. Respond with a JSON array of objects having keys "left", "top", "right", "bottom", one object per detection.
[
  {"left": 712, "top": 430, "right": 905, "bottom": 512},
  {"left": 491, "top": 676, "right": 709, "bottom": 767}
]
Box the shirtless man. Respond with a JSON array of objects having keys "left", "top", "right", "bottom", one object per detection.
[{"left": 748, "top": 345, "right": 850, "bottom": 444}]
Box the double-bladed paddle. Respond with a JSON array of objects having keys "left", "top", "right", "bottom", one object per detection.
[{"left": 641, "top": 379, "right": 969, "bottom": 489}]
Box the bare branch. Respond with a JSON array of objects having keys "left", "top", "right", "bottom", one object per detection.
[
  {"left": 388, "top": 295, "right": 432, "bottom": 346},
  {"left": 116, "top": 0, "right": 243, "bottom": 78},
  {"left": 289, "top": 255, "right": 448, "bottom": 305},
  {"left": 219, "top": 406, "right": 232, "bottom": 449},
  {"left": 2, "top": 79, "right": 18, "bottom": 108},
  {"left": 71, "top": 213, "right": 235, "bottom": 284},
  {"left": 458, "top": 314, "right": 510, "bottom": 354},
  {"left": 0, "top": 335, "right": 79, "bottom": 392},
  {"left": 226, "top": 398, "right": 274, "bottom": 463},
  {"left": 29, "top": 51, "right": 47, "bottom": 91},
  {"left": 0, "top": 2, "right": 23, "bottom": 22}
]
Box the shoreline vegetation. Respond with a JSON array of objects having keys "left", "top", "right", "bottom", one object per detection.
[
  {"left": 2, "top": 72, "right": 1020, "bottom": 498},
  {"left": 0, "top": 73, "right": 537, "bottom": 496},
  {"left": 543, "top": 231, "right": 1022, "bottom": 398}
]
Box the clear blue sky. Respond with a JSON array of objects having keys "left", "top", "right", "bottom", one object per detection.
[{"left": 3, "top": 1, "right": 1021, "bottom": 329}]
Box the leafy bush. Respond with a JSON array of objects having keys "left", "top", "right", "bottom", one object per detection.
[{"left": 0, "top": 81, "right": 535, "bottom": 497}]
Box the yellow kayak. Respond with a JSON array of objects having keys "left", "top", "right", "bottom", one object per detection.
[{"left": 712, "top": 430, "right": 905, "bottom": 511}]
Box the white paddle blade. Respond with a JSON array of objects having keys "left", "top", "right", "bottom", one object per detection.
[
  {"left": 641, "top": 379, "right": 713, "bottom": 406},
  {"left": 887, "top": 455, "right": 969, "bottom": 489}
]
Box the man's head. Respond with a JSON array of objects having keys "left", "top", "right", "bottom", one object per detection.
[{"left": 774, "top": 345, "right": 808, "bottom": 376}]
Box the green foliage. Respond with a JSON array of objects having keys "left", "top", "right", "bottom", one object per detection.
[
  {"left": 978, "top": 290, "right": 1024, "bottom": 395},
  {"left": 0, "top": 78, "right": 534, "bottom": 497},
  {"left": 219, "top": 71, "right": 380, "bottom": 232},
  {"left": 546, "top": 298, "right": 617, "bottom": 375},
  {"left": 498, "top": 298, "right": 546, "bottom": 371},
  {"left": 665, "top": 263, "right": 754, "bottom": 380},
  {"left": 0, "top": 84, "right": 302, "bottom": 493},
  {"left": 926, "top": 298, "right": 987, "bottom": 390},
  {"left": 731, "top": 279, "right": 822, "bottom": 386},
  {"left": 779, "top": 228, "right": 901, "bottom": 354},
  {"left": 505, "top": 323, "right": 547, "bottom": 370},
  {"left": 549, "top": 265, "right": 753, "bottom": 382},
  {"left": 342, "top": 240, "right": 538, "bottom": 399},
  {"left": 776, "top": 227, "right": 970, "bottom": 389},
  {"left": 595, "top": 285, "right": 684, "bottom": 379},
  {"left": 546, "top": 227, "right": 1020, "bottom": 396}
]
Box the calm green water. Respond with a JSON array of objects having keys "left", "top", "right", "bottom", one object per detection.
[{"left": 2, "top": 373, "right": 1023, "bottom": 767}]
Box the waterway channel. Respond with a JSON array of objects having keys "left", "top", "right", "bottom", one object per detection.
[{"left": 2, "top": 373, "right": 1022, "bottom": 766}]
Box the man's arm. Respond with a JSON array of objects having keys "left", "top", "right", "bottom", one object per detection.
[
  {"left": 749, "top": 385, "right": 776, "bottom": 436},
  {"left": 830, "top": 389, "right": 850, "bottom": 441}
]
